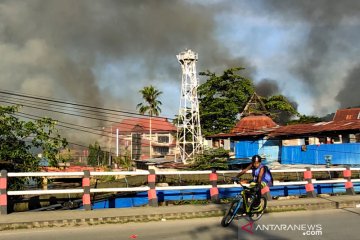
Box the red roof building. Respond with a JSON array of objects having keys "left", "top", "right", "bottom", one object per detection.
[
  {"left": 114, "top": 117, "right": 177, "bottom": 134},
  {"left": 231, "top": 115, "right": 278, "bottom": 133},
  {"left": 269, "top": 120, "right": 360, "bottom": 138},
  {"left": 207, "top": 115, "right": 279, "bottom": 139},
  {"left": 333, "top": 108, "right": 360, "bottom": 121},
  {"left": 113, "top": 117, "right": 177, "bottom": 160}
]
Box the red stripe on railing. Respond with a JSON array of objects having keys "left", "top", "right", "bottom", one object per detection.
[
  {"left": 210, "top": 187, "right": 219, "bottom": 196},
  {"left": 343, "top": 169, "right": 351, "bottom": 178},
  {"left": 305, "top": 183, "right": 314, "bottom": 192},
  {"left": 148, "top": 174, "right": 156, "bottom": 183},
  {"left": 0, "top": 194, "right": 7, "bottom": 206},
  {"left": 82, "top": 178, "right": 90, "bottom": 187},
  {"left": 345, "top": 181, "right": 353, "bottom": 189},
  {"left": 148, "top": 189, "right": 157, "bottom": 200},
  {"left": 209, "top": 173, "right": 218, "bottom": 181},
  {"left": 0, "top": 178, "right": 6, "bottom": 189},
  {"left": 304, "top": 170, "right": 312, "bottom": 179},
  {"left": 82, "top": 194, "right": 91, "bottom": 205}
]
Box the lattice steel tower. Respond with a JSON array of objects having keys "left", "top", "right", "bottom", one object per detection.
[{"left": 176, "top": 49, "right": 203, "bottom": 163}]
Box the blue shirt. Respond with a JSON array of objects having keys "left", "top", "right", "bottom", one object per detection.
[{"left": 252, "top": 164, "right": 272, "bottom": 185}]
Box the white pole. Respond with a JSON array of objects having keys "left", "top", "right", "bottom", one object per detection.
[
  {"left": 131, "top": 132, "right": 133, "bottom": 160},
  {"left": 150, "top": 115, "right": 152, "bottom": 159},
  {"left": 116, "top": 128, "right": 119, "bottom": 157},
  {"left": 108, "top": 125, "right": 112, "bottom": 166}
]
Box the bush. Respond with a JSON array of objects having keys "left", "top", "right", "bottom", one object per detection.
[{"left": 187, "top": 148, "right": 230, "bottom": 170}]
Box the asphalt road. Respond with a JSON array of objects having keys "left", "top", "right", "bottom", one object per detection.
[{"left": 1, "top": 208, "right": 360, "bottom": 240}]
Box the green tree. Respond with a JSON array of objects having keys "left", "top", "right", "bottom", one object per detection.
[
  {"left": 188, "top": 148, "right": 230, "bottom": 170},
  {"left": 87, "top": 141, "right": 104, "bottom": 166},
  {"left": 262, "top": 95, "right": 299, "bottom": 125},
  {"left": 287, "top": 114, "right": 323, "bottom": 125},
  {"left": 0, "top": 105, "right": 67, "bottom": 187},
  {"left": 198, "top": 68, "right": 254, "bottom": 136},
  {"left": 136, "top": 85, "right": 163, "bottom": 159},
  {"left": 199, "top": 68, "right": 299, "bottom": 135}
]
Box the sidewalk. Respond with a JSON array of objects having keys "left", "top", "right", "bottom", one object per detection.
[{"left": 0, "top": 195, "right": 359, "bottom": 231}]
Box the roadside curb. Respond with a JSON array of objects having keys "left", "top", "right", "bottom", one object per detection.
[
  {"left": 1, "top": 196, "right": 359, "bottom": 231},
  {"left": 0, "top": 209, "right": 225, "bottom": 231}
]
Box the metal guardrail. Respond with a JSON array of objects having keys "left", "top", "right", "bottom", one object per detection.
[
  {"left": 3, "top": 167, "right": 360, "bottom": 196},
  {"left": 0, "top": 167, "right": 359, "bottom": 214}
]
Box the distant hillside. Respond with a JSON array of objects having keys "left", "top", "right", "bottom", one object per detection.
[{"left": 321, "top": 113, "right": 335, "bottom": 121}]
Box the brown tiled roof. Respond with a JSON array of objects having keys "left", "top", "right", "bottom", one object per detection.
[
  {"left": 114, "top": 117, "right": 177, "bottom": 134},
  {"left": 207, "top": 115, "right": 278, "bottom": 138},
  {"left": 333, "top": 108, "right": 360, "bottom": 121},
  {"left": 231, "top": 115, "right": 278, "bottom": 133}
]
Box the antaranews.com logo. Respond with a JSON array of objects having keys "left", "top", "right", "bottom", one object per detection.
[{"left": 241, "top": 221, "right": 323, "bottom": 236}]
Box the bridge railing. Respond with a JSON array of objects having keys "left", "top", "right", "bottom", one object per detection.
[{"left": 1, "top": 167, "right": 359, "bottom": 214}]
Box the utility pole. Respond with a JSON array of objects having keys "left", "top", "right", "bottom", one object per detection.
[
  {"left": 108, "top": 125, "right": 112, "bottom": 166},
  {"left": 116, "top": 128, "right": 119, "bottom": 157},
  {"left": 149, "top": 115, "right": 152, "bottom": 159}
]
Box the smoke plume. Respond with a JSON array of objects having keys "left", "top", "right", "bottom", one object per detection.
[
  {"left": 263, "top": 0, "right": 360, "bottom": 114},
  {"left": 0, "top": 0, "right": 252, "bottom": 145}
]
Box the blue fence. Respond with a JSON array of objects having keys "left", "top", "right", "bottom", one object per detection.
[{"left": 281, "top": 143, "right": 360, "bottom": 165}]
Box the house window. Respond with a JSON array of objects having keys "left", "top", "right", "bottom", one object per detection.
[
  {"left": 158, "top": 136, "right": 169, "bottom": 143},
  {"left": 154, "top": 147, "right": 169, "bottom": 155}
]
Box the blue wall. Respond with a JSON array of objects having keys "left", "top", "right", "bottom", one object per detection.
[
  {"left": 281, "top": 143, "right": 360, "bottom": 165},
  {"left": 235, "top": 140, "right": 259, "bottom": 158},
  {"left": 235, "top": 139, "right": 280, "bottom": 164}
]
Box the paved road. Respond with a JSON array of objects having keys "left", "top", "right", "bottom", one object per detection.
[{"left": 1, "top": 208, "right": 360, "bottom": 240}]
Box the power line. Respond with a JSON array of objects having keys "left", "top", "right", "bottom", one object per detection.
[
  {"left": 0, "top": 95, "right": 144, "bottom": 121},
  {"left": 0, "top": 89, "right": 174, "bottom": 120},
  {"left": 15, "top": 112, "right": 113, "bottom": 138},
  {"left": 1, "top": 99, "right": 174, "bottom": 131}
]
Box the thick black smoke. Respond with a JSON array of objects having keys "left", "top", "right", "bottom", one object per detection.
[
  {"left": 263, "top": 0, "right": 360, "bottom": 114},
  {"left": 336, "top": 64, "right": 360, "bottom": 108},
  {"left": 255, "top": 79, "right": 280, "bottom": 97},
  {"left": 0, "top": 0, "right": 252, "bottom": 145}
]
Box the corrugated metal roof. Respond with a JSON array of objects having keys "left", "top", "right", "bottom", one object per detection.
[
  {"left": 207, "top": 131, "right": 269, "bottom": 138},
  {"left": 333, "top": 108, "right": 360, "bottom": 121},
  {"left": 269, "top": 120, "right": 360, "bottom": 137},
  {"left": 207, "top": 109, "right": 360, "bottom": 139}
]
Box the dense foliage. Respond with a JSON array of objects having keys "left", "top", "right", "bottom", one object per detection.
[
  {"left": 87, "top": 141, "right": 106, "bottom": 166},
  {"left": 188, "top": 148, "right": 230, "bottom": 170},
  {"left": 0, "top": 105, "right": 67, "bottom": 173},
  {"left": 198, "top": 68, "right": 299, "bottom": 135},
  {"left": 198, "top": 68, "right": 254, "bottom": 136}
]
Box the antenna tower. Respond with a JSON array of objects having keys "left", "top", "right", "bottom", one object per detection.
[{"left": 176, "top": 49, "right": 203, "bottom": 163}]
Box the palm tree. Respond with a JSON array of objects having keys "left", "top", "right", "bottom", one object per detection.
[{"left": 137, "top": 85, "right": 162, "bottom": 159}]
